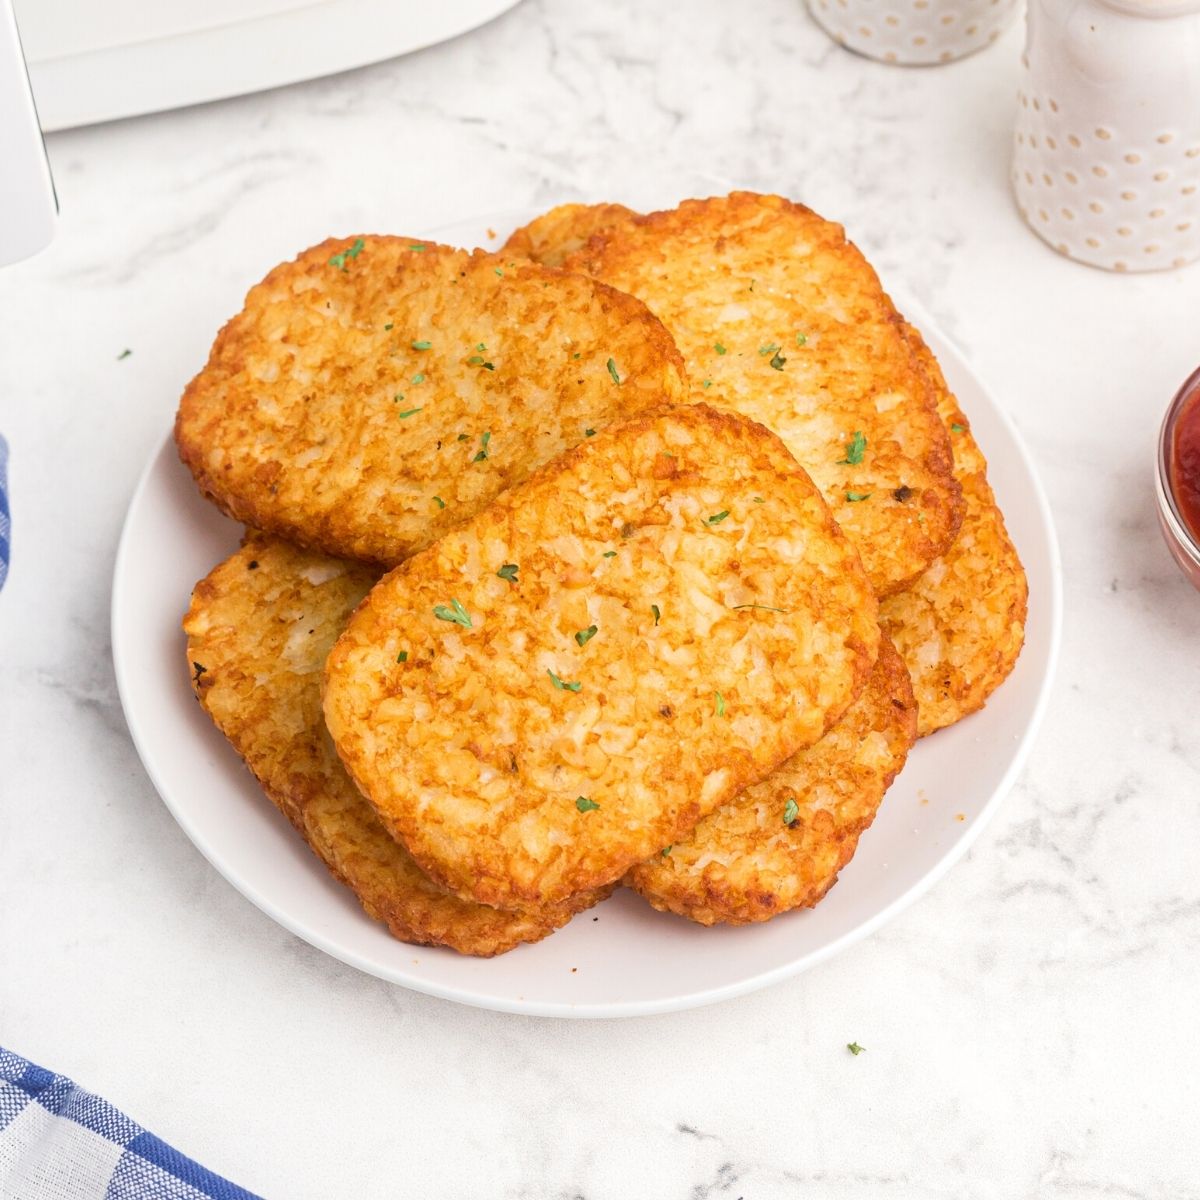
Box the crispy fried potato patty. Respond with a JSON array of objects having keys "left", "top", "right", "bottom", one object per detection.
[
  {"left": 508, "top": 195, "right": 963, "bottom": 596},
  {"left": 324, "top": 405, "right": 880, "bottom": 909},
  {"left": 502, "top": 203, "right": 638, "bottom": 268},
  {"left": 880, "top": 323, "right": 1028, "bottom": 735},
  {"left": 184, "top": 536, "right": 607, "bottom": 956},
  {"left": 626, "top": 635, "right": 916, "bottom": 925},
  {"left": 176, "top": 236, "right": 687, "bottom": 565}
]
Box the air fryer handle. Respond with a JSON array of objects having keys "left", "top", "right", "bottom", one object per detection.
[{"left": 0, "top": 0, "right": 56, "bottom": 267}]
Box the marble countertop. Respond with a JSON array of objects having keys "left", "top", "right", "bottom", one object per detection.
[{"left": 2, "top": 0, "right": 1199, "bottom": 1195}]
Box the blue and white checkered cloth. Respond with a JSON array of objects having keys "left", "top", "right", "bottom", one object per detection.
[
  {"left": 0, "top": 434, "right": 9, "bottom": 593},
  {"left": 0, "top": 1047, "right": 262, "bottom": 1200}
]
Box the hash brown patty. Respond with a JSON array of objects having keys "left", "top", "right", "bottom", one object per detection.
[{"left": 323, "top": 404, "right": 880, "bottom": 909}]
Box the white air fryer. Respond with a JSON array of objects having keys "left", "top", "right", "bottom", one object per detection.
[{"left": 0, "top": 0, "right": 56, "bottom": 266}]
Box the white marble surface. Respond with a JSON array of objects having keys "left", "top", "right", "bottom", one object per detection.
[{"left": 2, "top": 0, "right": 1199, "bottom": 1195}]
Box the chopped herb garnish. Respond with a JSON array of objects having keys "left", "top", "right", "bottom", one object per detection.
[
  {"left": 397, "top": 407, "right": 423, "bottom": 418},
  {"left": 661, "top": 845, "right": 672, "bottom": 856},
  {"left": 603, "top": 551, "right": 617, "bottom": 559},
  {"left": 575, "top": 796, "right": 600, "bottom": 813},
  {"left": 846, "top": 491, "right": 873, "bottom": 502},
  {"left": 477, "top": 343, "right": 487, "bottom": 351},
  {"left": 732, "top": 603, "right": 787, "bottom": 613},
  {"left": 548, "top": 669, "right": 582, "bottom": 693},
  {"left": 117, "top": 348, "right": 133, "bottom": 360},
  {"left": 412, "top": 340, "right": 432, "bottom": 351},
  {"left": 651, "top": 604, "right": 661, "bottom": 626},
  {"left": 951, "top": 422, "right": 966, "bottom": 433},
  {"left": 410, "top": 244, "right": 426, "bottom": 252},
  {"left": 191, "top": 661, "right": 207, "bottom": 683},
  {"left": 768, "top": 350, "right": 786, "bottom": 371},
  {"left": 706, "top": 510, "right": 731, "bottom": 525},
  {"left": 715, "top": 342, "right": 728, "bottom": 355},
  {"left": 467, "top": 355, "right": 484, "bottom": 366},
  {"left": 847, "top": 1042, "right": 865, "bottom": 1056},
  {"left": 472, "top": 431, "right": 492, "bottom": 463},
  {"left": 396, "top": 651, "right": 408, "bottom": 663},
  {"left": 796, "top": 332, "right": 808, "bottom": 346},
  {"left": 839, "top": 431, "right": 867, "bottom": 465},
  {"left": 433, "top": 496, "right": 446, "bottom": 509},
  {"left": 383, "top": 323, "right": 394, "bottom": 331},
  {"left": 497, "top": 563, "right": 519, "bottom": 583},
  {"left": 715, "top": 691, "right": 726, "bottom": 717},
  {"left": 574, "top": 625, "right": 598, "bottom": 647},
  {"left": 456, "top": 433, "right": 469, "bottom": 442},
  {"left": 494, "top": 267, "right": 504, "bottom": 277},
  {"left": 480, "top": 361, "right": 495, "bottom": 370},
  {"left": 758, "top": 343, "right": 779, "bottom": 356},
  {"left": 411, "top": 373, "right": 426, "bottom": 385},
  {"left": 752, "top": 496, "right": 765, "bottom": 503},
  {"left": 433, "top": 598, "right": 472, "bottom": 628},
  {"left": 607, "top": 358, "right": 621, "bottom": 385},
  {"left": 585, "top": 428, "right": 596, "bottom": 437},
  {"left": 784, "top": 797, "right": 799, "bottom": 825},
  {"left": 702, "top": 380, "right": 713, "bottom": 389},
  {"left": 328, "top": 237, "right": 365, "bottom": 270}
]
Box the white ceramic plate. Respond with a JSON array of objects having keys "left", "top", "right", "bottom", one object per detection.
[{"left": 112, "top": 210, "right": 1061, "bottom": 1018}]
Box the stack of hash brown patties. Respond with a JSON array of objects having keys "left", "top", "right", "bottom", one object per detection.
[{"left": 177, "top": 194, "right": 1027, "bottom": 954}]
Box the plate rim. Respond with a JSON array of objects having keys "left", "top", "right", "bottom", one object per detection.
[{"left": 110, "top": 242, "right": 1062, "bottom": 1019}]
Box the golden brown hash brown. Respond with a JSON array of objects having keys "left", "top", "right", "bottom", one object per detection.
[
  {"left": 324, "top": 404, "right": 880, "bottom": 910},
  {"left": 176, "top": 236, "right": 687, "bottom": 565},
  {"left": 184, "top": 536, "right": 608, "bottom": 956},
  {"left": 880, "top": 323, "right": 1028, "bottom": 735},
  {"left": 501, "top": 203, "right": 638, "bottom": 268},
  {"left": 626, "top": 635, "right": 916, "bottom": 925},
  {"left": 508, "top": 194, "right": 964, "bottom": 596}
]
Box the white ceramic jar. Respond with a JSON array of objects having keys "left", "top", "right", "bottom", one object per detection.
[
  {"left": 807, "top": 0, "right": 1018, "bottom": 64},
  {"left": 1012, "top": 0, "right": 1200, "bottom": 271}
]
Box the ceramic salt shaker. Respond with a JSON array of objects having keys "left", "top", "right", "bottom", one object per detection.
[
  {"left": 1013, "top": 0, "right": 1200, "bottom": 271},
  {"left": 807, "top": 0, "right": 1018, "bottom": 64}
]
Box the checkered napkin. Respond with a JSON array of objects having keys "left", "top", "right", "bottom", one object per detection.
[
  {"left": 0, "top": 434, "right": 9, "bottom": 593},
  {"left": 0, "top": 1047, "right": 262, "bottom": 1200}
]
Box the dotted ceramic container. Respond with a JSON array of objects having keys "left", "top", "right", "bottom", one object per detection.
[
  {"left": 807, "top": 0, "right": 1018, "bottom": 64},
  {"left": 1013, "top": 0, "right": 1200, "bottom": 271}
]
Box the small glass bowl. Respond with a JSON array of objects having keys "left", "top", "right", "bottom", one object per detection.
[{"left": 1156, "top": 364, "right": 1200, "bottom": 592}]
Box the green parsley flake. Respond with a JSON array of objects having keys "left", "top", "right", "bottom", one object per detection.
[
  {"left": 497, "top": 563, "right": 519, "bottom": 583},
  {"left": 951, "top": 422, "right": 966, "bottom": 433},
  {"left": 574, "top": 625, "right": 598, "bottom": 647},
  {"left": 328, "top": 237, "right": 365, "bottom": 270},
  {"left": 839, "top": 431, "right": 867, "bottom": 466},
  {"left": 706, "top": 510, "right": 731, "bottom": 525},
  {"left": 494, "top": 267, "right": 504, "bottom": 277},
  {"left": 846, "top": 491, "right": 873, "bottom": 503},
  {"left": 433, "top": 496, "right": 446, "bottom": 509},
  {"left": 548, "top": 669, "right": 582, "bottom": 693},
  {"left": 732, "top": 603, "right": 787, "bottom": 613},
  {"left": 396, "top": 651, "right": 408, "bottom": 663},
  {"left": 752, "top": 496, "right": 765, "bottom": 503},
  {"left": 383, "top": 323, "right": 394, "bottom": 331},
  {"left": 412, "top": 340, "right": 432, "bottom": 351},
  {"left": 457, "top": 433, "right": 469, "bottom": 442},
  {"left": 715, "top": 343, "right": 728, "bottom": 355},
  {"left": 607, "top": 358, "right": 621, "bottom": 385},
  {"left": 795, "top": 332, "right": 808, "bottom": 346},
  {"left": 603, "top": 551, "right": 617, "bottom": 559},
  {"left": 477, "top": 343, "right": 487, "bottom": 351},
  {"left": 758, "top": 343, "right": 779, "bottom": 357},
  {"left": 784, "top": 797, "right": 799, "bottom": 825},
  {"left": 651, "top": 604, "right": 661, "bottom": 626},
  {"left": 397, "top": 407, "right": 423, "bottom": 419},
  {"left": 481, "top": 361, "right": 495, "bottom": 371},
  {"left": 576, "top": 796, "right": 600, "bottom": 813},
  {"left": 715, "top": 691, "right": 726, "bottom": 717},
  {"left": 468, "top": 355, "right": 484, "bottom": 365},
  {"left": 585, "top": 428, "right": 596, "bottom": 437},
  {"left": 411, "top": 373, "right": 426, "bottom": 385},
  {"left": 702, "top": 380, "right": 713, "bottom": 389},
  {"left": 433, "top": 598, "right": 472, "bottom": 628},
  {"left": 410, "top": 244, "right": 427, "bottom": 252},
  {"left": 847, "top": 1042, "right": 865, "bottom": 1056},
  {"left": 117, "top": 348, "right": 132, "bottom": 360},
  {"left": 472, "top": 431, "right": 492, "bottom": 463},
  {"left": 661, "top": 845, "right": 672, "bottom": 856},
  {"left": 769, "top": 350, "right": 786, "bottom": 371}
]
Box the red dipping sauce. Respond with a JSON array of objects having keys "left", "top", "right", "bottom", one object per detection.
[{"left": 1172, "top": 383, "right": 1200, "bottom": 544}]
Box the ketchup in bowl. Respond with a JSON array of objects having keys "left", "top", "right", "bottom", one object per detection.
[
  {"left": 1158, "top": 366, "right": 1200, "bottom": 591},
  {"left": 1172, "top": 384, "right": 1200, "bottom": 544}
]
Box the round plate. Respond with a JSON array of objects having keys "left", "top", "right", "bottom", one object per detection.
[{"left": 112, "top": 210, "right": 1061, "bottom": 1018}]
